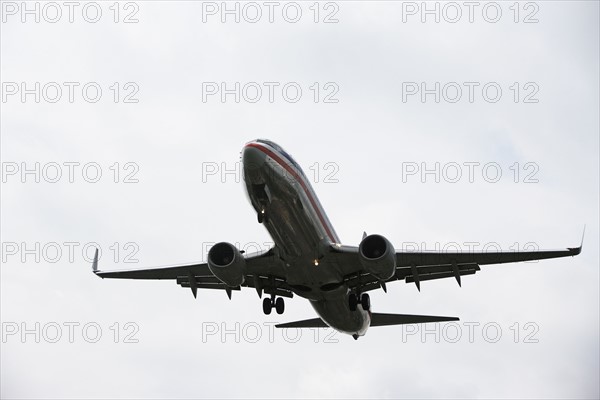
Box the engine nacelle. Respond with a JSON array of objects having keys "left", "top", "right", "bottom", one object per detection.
[
  {"left": 358, "top": 234, "right": 396, "bottom": 280},
  {"left": 207, "top": 242, "right": 246, "bottom": 287}
]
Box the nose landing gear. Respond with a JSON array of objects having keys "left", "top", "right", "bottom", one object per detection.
[{"left": 257, "top": 208, "right": 267, "bottom": 224}]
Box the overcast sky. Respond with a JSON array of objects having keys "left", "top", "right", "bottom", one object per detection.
[{"left": 1, "top": 1, "right": 598, "bottom": 399}]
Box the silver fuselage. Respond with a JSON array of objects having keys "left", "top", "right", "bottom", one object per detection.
[{"left": 242, "top": 140, "right": 370, "bottom": 337}]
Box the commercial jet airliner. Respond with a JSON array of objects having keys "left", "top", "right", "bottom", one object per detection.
[{"left": 92, "top": 139, "right": 583, "bottom": 339}]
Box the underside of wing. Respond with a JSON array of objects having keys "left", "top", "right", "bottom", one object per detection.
[
  {"left": 91, "top": 247, "right": 292, "bottom": 299},
  {"left": 95, "top": 262, "right": 211, "bottom": 280},
  {"left": 330, "top": 234, "right": 583, "bottom": 292},
  {"left": 395, "top": 246, "right": 582, "bottom": 268}
]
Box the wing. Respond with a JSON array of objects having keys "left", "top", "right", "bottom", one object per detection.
[
  {"left": 330, "top": 235, "right": 583, "bottom": 292},
  {"left": 91, "top": 247, "right": 293, "bottom": 299}
]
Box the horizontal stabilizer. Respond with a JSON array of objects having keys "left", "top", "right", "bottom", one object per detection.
[
  {"left": 275, "top": 318, "right": 328, "bottom": 328},
  {"left": 370, "top": 313, "right": 459, "bottom": 326},
  {"left": 275, "top": 313, "right": 458, "bottom": 329}
]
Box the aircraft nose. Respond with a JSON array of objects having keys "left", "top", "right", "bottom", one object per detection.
[{"left": 242, "top": 145, "right": 266, "bottom": 171}]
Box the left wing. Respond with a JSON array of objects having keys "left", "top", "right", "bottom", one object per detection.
[
  {"left": 330, "top": 236, "right": 583, "bottom": 292},
  {"left": 91, "top": 247, "right": 292, "bottom": 299}
]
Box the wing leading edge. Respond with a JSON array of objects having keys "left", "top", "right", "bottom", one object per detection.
[
  {"left": 332, "top": 231, "right": 583, "bottom": 292},
  {"left": 91, "top": 247, "right": 292, "bottom": 299}
]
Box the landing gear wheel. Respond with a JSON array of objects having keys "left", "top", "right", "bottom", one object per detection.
[
  {"left": 348, "top": 293, "right": 358, "bottom": 312},
  {"left": 262, "top": 297, "right": 272, "bottom": 315},
  {"left": 275, "top": 297, "right": 285, "bottom": 314},
  {"left": 361, "top": 293, "right": 370, "bottom": 311}
]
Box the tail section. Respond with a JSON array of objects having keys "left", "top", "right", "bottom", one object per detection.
[
  {"left": 275, "top": 318, "right": 328, "bottom": 328},
  {"left": 369, "top": 312, "right": 459, "bottom": 326},
  {"left": 275, "top": 313, "right": 458, "bottom": 330}
]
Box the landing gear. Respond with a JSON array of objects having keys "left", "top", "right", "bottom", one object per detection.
[
  {"left": 361, "top": 293, "right": 370, "bottom": 311},
  {"left": 262, "top": 296, "right": 285, "bottom": 315},
  {"left": 262, "top": 297, "right": 272, "bottom": 315},
  {"left": 275, "top": 297, "right": 285, "bottom": 314},
  {"left": 348, "top": 293, "right": 358, "bottom": 312},
  {"left": 348, "top": 292, "right": 370, "bottom": 312},
  {"left": 257, "top": 208, "right": 267, "bottom": 224}
]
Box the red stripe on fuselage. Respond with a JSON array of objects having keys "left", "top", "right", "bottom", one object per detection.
[{"left": 245, "top": 142, "right": 339, "bottom": 244}]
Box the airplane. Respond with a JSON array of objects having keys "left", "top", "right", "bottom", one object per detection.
[{"left": 92, "top": 139, "right": 583, "bottom": 339}]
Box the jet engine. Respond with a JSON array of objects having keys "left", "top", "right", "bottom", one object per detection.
[
  {"left": 358, "top": 234, "right": 396, "bottom": 280},
  {"left": 207, "top": 242, "right": 246, "bottom": 287}
]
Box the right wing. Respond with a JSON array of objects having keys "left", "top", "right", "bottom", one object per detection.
[
  {"left": 92, "top": 247, "right": 293, "bottom": 299},
  {"left": 330, "top": 232, "right": 583, "bottom": 292}
]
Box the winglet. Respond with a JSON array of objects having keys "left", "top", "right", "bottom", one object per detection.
[
  {"left": 92, "top": 248, "right": 99, "bottom": 273},
  {"left": 568, "top": 225, "right": 585, "bottom": 256}
]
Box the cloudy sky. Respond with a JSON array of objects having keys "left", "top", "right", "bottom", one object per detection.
[{"left": 1, "top": 1, "right": 598, "bottom": 398}]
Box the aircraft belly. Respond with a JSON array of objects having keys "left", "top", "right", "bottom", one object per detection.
[
  {"left": 311, "top": 296, "right": 370, "bottom": 336},
  {"left": 244, "top": 152, "right": 344, "bottom": 298}
]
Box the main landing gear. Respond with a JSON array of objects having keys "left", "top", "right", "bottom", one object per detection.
[
  {"left": 262, "top": 296, "right": 284, "bottom": 315},
  {"left": 348, "top": 292, "right": 370, "bottom": 312}
]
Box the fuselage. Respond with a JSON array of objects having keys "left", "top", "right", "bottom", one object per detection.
[{"left": 242, "top": 139, "right": 370, "bottom": 337}]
